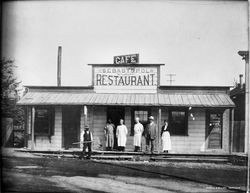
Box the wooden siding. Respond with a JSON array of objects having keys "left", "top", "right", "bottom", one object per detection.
[
  {"left": 91, "top": 106, "right": 106, "bottom": 150},
  {"left": 25, "top": 105, "right": 231, "bottom": 153},
  {"left": 28, "top": 107, "right": 62, "bottom": 150},
  {"left": 167, "top": 108, "right": 205, "bottom": 153},
  {"left": 89, "top": 107, "right": 231, "bottom": 153}
]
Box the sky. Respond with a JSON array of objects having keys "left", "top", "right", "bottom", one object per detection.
[{"left": 2, "top": 0, "right": 248, "bottom": 88}]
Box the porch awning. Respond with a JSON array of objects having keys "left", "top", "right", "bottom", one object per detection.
[{"left": 17, "top": 92, "right": 235, "bottom": 108}]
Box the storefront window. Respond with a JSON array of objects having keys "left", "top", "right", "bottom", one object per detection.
[
  {"left": 134, "top": 110, "right": 148, "bottom": 123},
  {"left": 34, "top": 107, "right": 54, "bottom": 136},
  {"left": 169, "top": 109, "right": 188, "bottom": 136},
  {"left": 131, "top": 108, "right": 150, "bottom": 135}
]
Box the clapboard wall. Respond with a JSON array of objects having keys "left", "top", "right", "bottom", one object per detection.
[
  {"left": 27, "top": 107, "right": 62, "bottom": 150},
  {"left": 26, "top": 106, "right": 230, "bottom": 153}
]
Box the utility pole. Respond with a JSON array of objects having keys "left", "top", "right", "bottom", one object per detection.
[
  {"left": 238, "top": 50, "right": 249, "bottom": 192},
  {"left": 166, "top": 74, "right": 176, "bottom": 85},
  {"left": 57, "top": 46, "right": 62, "bottom": 87}
]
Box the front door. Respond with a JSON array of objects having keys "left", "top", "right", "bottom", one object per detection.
[
  {"left": 206, "top": 110, "right": 223, "bottom": 149},
  {"left": 62, "top": 107, "right": 80, "bottom": 149},
  {"left": 107, "top": 107, "right": 125, "bottom": 149}
]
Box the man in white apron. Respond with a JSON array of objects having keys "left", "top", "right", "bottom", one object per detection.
[
  {"left": 133, "top": 117, "right": 144, "bottom": 152},
  {"left": 116, "top": 119, "right": 128, "bottom": 151}
]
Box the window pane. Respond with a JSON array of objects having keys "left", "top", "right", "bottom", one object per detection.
[
  {"left": 134, "top": 110, "right": 149, "bottom": 122},
  {"left": 34, "top": 108, "right": 53, "bottom": 135}
]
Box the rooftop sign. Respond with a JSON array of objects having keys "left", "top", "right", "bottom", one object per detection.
[
  {"left": 114, "top": 54, "right": 139, "bottom": 65},
  {"left": 92, "top": 64, "right": 160, "bottom": 93}
]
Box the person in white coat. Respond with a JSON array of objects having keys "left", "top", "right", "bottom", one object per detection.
[
  {"left": 161, "top": 120, "right": 172, "bottom": 153},
  {"left": 116, "top": 119, "right": 128, "bottom": 152},
  {"left": 133, "top": 117, "right": 144, "bottom": 152}
]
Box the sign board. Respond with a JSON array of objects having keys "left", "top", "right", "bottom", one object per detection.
[
  {"left": 93, "top": 66, "right": 158, "bottom": 93},
  {"left": 114, "top": 54, "right": 139, "bottom": 65}
]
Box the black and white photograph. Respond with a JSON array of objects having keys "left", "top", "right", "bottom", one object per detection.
[{"left": 1, "top": 0, "right": 249, "bottom": 192}]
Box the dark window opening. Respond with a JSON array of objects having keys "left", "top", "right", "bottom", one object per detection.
[
  {"left": 169, "top": 108, "right": 188, "bottom": 136},
  {"left": 34, "top": 107, "right": 54, "bottom": 136}
]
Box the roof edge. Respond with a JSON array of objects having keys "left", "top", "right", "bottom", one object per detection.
[
  {"left": 88, "top": 64, "right": 165, "bottom": 66},
  {"left": 159, "top": 85, "right": 232, "bottom": 90},
  {"left": 24, "top": 86, "right": 94, "bottom": 90}
]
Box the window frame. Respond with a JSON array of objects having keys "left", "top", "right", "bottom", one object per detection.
[
  {"left": 168, "top": 107, "right": 188, "bottom": 136},
  {"left": 34, "top": 106, "right": 55, "bottom": 136},
  {"left": 131, "top": 107, "right": 151, "bottom": 136}
]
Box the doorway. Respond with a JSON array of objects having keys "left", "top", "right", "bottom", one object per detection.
[
  {"left": 62, "top": 107, "right": 80, "bottom": 149},
  {"left": 107, "top": 107, "right": 125, "bottom": 149},
  {"left": 206, "top": 110, "right": 223, "bottom": 149}
]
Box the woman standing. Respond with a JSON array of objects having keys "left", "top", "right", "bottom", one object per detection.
[
  {"left": 161, "top": 120, "right": 171, "bottom": 153},
  {"left": 116, "top": 119, "right": 128, "bottom": 152},
  {"left": 104, "top": 119, "right": 115, "bottom": 151}
]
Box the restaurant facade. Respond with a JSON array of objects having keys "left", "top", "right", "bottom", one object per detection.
[{"left": 18, "top": 56, "right": 235, "bottom": 153}]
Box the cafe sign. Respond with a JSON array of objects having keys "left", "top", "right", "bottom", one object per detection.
[
  {"left": 114, "top": 54, "right": 139, "bottom": 65},
  {"left": 93, "top": 66, "right": 158, "bottom": 93}
]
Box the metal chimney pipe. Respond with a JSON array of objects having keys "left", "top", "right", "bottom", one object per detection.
[
  {"left": 239, "top": 74, "right": 243, "bottom": 88},
  {"left": 57, "top": 46, "right": 62, "bottom": 87}
]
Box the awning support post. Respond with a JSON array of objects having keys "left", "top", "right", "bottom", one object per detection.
[
  {"left": 31, "top": 106, "right": 35, "bottom": 150},
  {"left": 229, "top": 108, "right": 234, "bottom": 154},
  {"left": 80, "top": 106, "right": 86, "bottom": 149},
  {"left": 84, "top": 105, "right": 88, "bottom": 126},
  {"left": 158, "top": 108, "right": 162, "bottom": 153}
]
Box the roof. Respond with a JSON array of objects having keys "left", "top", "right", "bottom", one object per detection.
[
  {"left": 18, "top": 91, "right": 235, "bottom": 108},
  {"left": 230, "top": 84, "right": 245, "bottom": 97}
]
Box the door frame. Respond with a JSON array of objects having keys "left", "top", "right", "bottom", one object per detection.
[
  {"left": 62, "top": 106, "right": 81, "bottom": 149},
  {"left": 205, "top": 108, "right": 224, "bottom": 149},
  {"left": 106, "top": 106, "right": 125, "bottom": 149},
  {"left": 106, "top": 106, "right": 125, "bottom": 126}
]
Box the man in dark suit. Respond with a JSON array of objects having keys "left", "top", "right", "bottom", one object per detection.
[
  {"left": 81, "top": 125, "right": 93, "bottom": 159},
  {"left": 144, "top": 116, "right": 157, "bottom": 154}
]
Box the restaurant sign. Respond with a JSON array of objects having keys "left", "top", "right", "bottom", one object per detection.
[
  {"left": 93, "top": 66, "right": 158, "bottom": 93},
  {"left": 114, "top": 54, "right": 139, "bottom": 65}
]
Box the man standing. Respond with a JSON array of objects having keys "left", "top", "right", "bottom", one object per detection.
[
  {"left": 82, "top": 126, "right": 93, "bottom": 159},
  {"left": 104, "top": 119, "right": 115, "bottom": 151},
  {"left": 144, "top": 116, "right": 157, "bottom": 154},
  {"left": 133, "top": 117, "right": 144, "bottom": 152}
]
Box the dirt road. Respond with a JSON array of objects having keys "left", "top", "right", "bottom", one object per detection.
[{"left": 2, "top": 152, "right": 244, "bottom": 193}]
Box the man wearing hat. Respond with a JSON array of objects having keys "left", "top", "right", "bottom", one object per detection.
[
  {"left": 81, "top": 125, "right": 93, "bottom": 159},
  {"left": 144, "top": 116, "right": 157, "bottom": 154}
]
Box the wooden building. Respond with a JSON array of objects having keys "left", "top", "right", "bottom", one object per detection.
[
  {"left": 230, "top": 75, "right": 245, "bottom": 152},
  {"left": 18, "top": 62, "right": 235, "bottom": 153}
]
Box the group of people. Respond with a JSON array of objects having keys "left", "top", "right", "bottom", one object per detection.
[
  {"left": 104, "top": 118, "right": 128, "bottom": 151},
  {"left": 104, "top": 116, "right": 172, "bottom": 154},
  {"left": 81, "top": 116, "right": 172, "bottom": 159}
]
